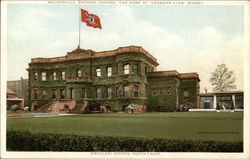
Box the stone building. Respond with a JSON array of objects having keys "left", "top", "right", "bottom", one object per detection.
[
  {"left": 7, "top": 77, "right": 29, "bottom": 106},
  {"left": 27, "top": 46, "right": 200, "bottom": 113}
]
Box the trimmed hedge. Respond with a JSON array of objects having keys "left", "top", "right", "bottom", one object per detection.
[{"left": 7, "top": 130, "right": 243, "bottom": 152}]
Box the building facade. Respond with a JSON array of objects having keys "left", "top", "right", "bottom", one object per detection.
[
  {"left": 7, "top": 77, "right": 29, "bottom": 106},
  {"left": 27, "top": 46, "right": 200, "bottom": 113},
  {"left": 199, "top": 91, "right": 244, "bottom": 110}
]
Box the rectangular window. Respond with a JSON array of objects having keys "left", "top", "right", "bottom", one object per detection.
[
  {"left": 123, "top": 86, "right": 129, "bottom": 97},
  {"left": 159, "top": 88, "right": 164, "bottom": 95},
  {"left": 34, "top": 72, "right": 38, "bottom": 80},
  {"left": 134, "top": 85, "right": 138, "bottom": 97},
  {"left": 81, "top": 88, "right": 86, "bottom": 98},
  {"left": 107, "top": 88, "right": 112, "bottom": 98},
  {"left": 124, "top": 64, "right": 130, "bottom": 75},
  {"left": 107, "top": 67, "right": 112, "bottom": 77},
  {"left": 70, "top": 88, "right": 75, "bottom": 99},
  {"left": 52, "top": 89, "right": 56, "bottom": 99},
  {"left": 152, "top": 89, "right": 157, "bottom": 96},
  {"left": 61, "top": 89, "right": 65, "bottom": 99},
  {"left": 61, "top": 71, "right": 65, "bottom": 80},
  {"left": 42, "top": 72, "right": 46, "bottom": 81},
  {"left": 116, "top": 87, "right": 119, "bottom": 97},
  {"left": 96, "top": 68, "right": 101, "bottom": 77},
  {"left": 77, "top": 70, "right": 82, "bottom": 77},
  {"left": 183, "top": 91, "right": 189, "bottom": 97},
  {"left": 33, "top": 89, "right": 37, "bottom": 99},
  {"left": 52, "top": 72, "right": 57, "bottom": 80},
  {"left": 96, "top": 88, "right": 102, "bottom": 98},
  {"left": 42, "top": 90, "right": 46, "bottom": 99},
  {"left": 133, "top": 64, "right": 139, "bottom": 74}
]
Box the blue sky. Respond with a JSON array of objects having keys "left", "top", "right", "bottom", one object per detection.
[{"left": 6, "top": 3, "right": 245, "bottom": 92}]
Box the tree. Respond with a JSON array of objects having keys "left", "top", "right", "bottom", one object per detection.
[{"left": 209, "top": 64, "right": 236, "bottom": 92}]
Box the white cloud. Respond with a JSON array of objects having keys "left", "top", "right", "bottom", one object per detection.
[{"left": 7, "top": 6, "right": 244, "bottom": 92}]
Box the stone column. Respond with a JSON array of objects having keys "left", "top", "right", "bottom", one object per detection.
[
  {"left": 213, "top": 95, "right": 217, "bottom": 109},
  {"left": 232, "top": 95, "right": 236, "bottom": 109}
]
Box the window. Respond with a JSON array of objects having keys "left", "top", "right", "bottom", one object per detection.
[
  {"left": 96, "top": 88, "right": 102, "bottom": 98},
  {"left": 159, "top": 89, "right": 164, "bottom": 95},
  {"left": 133, "top": 64, "right": 139, "bottom": 74},
  {"left": 81, "top": 88, "right": 86, "bottom": 98},
  {"left": 134, "top": 85, "right": 138, "bottom": 97},
  {"left": 61, "top": 89, "right": 65, "bottom": 99},
  {"left": 124, "top": 64, "right": 130, "bottom": 74},
  {"left": 77, "top": 69, "right": 82, "bottom": 77},
  {"left": 34, "top": 72, "right": 38, "bottom": 80},
  {"left": 96, "top": 68, "right": 101, "bottom": 77},
  {"left": 123, "top": 86, "right": 129, "bottom": 97},
  {"left": 52, "top": 89, "right": 56, "bottom": 99},
  {"left": 107, "top": 88, "right": 112, "bottom": 98},
  {"left": 33, "top": 89, "right": 37, "bottom": 99},
  {"left": 183, "top": 91, "right": 189, "bottom": 97},
  {"left": 152, "top": 89, "right": 157, "bottom": 96},
  {"left": 61, "top": 71, "right": 65, "bottom": 80},
  {"left": 116, "top": 87, "right": 119, "bottom": 97},
  {"left": 42, "top": 72, "right": 46, "bottom": 81},
  {"left": 70, "top": 88, "right": 75, "bottom": 99},
  {"left": 52, "top": 72, "right": 57, "bottom": 80},
  {"left": 107, "top": 67, "right": 112, "bottom": 77},
  {"left": 42, "top": 90, "right": 46, "bottom": 99}
]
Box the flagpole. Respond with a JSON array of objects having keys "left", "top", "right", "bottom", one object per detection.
[{"left": 78, "top": 7, "right": 81, "bottom": 49}]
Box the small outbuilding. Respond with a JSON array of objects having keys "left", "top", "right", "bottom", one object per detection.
[
  {"left": 199, "top": 91, "right": 244, "bottom": 110},
  {"left": 7, "top": 88, "right": 24, "bottom": 110}
]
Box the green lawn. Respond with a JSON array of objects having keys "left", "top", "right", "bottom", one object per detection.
[{"left": 7, "top": 112, "right": 243, "bottom": 142}]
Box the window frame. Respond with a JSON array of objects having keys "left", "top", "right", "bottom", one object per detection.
[
  {"left": 123, "top": 85, "right": 129, "bottom": 97},
  {"left": 107, "top": 88, "right": 112, "bottom": 98},
  {"left": 41, "top": 72, "right": 47, "bottom": 81},
  {"left": 61, "top": 71, "right": 66, "bottom": 80},
  {"left": 107, "top": 67, "right": 112, "bottom": 77},
  {"left": 52, "top": 72, "right": 57, "bottom": 80},
  {"left": 96, "top": 88, "right": 102, "bottom": 98},
  {"left": 96, "top": 68, "right": 101, "bottom": 77},
  {"left": 34, "top": 72, "right": 38, "bottom": 81},
  {"left": 124, "top": 64, "right": 130, "bottom": 75},
  {"left": 77, "top": 69, "right": 82, "bottom": 77}
]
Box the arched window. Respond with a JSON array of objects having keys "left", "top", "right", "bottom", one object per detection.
[
  {"left": 96, "top": 68, "right": 101, "bottom": 77},
  {"left": 77, "top": 69, "right": 82, "bottom": 77},
  {"left": 107, "top": 67, "right": 112, "bottom": 76},
  {"left": 124, "top": 64, "right": 130, "bottom": 75}
]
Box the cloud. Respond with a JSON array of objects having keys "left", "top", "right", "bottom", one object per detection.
[{"left": 7, "top": 6, "right": 244, "bottom": 91}]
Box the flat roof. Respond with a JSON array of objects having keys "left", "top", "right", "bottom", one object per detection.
[
  {"left": 199, "top": 91, "right": 244, "bottom": 96},
  {"left": 29, "top": 46, "right": 159, "bottom": 66}
]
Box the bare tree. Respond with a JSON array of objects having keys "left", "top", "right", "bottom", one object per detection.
[{"left": 209, "top": 64, "right": 236, "bottom": 92}]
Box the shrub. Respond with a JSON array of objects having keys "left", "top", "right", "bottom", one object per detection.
[{"left": 7, "top": 130, "right": 243, "bottom": 152}]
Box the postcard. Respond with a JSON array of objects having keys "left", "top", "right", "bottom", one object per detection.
[{"left": 1, "top": 0, "right": 249, "bottom": 159}]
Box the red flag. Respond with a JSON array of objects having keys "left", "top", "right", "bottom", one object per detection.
[{"left": 81, "top": 9, "right": 102, "bottom": 29}]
